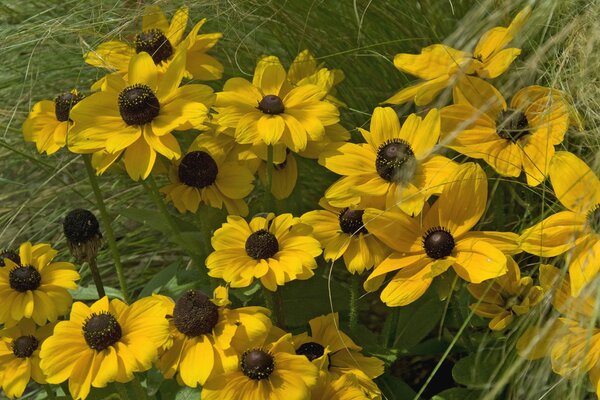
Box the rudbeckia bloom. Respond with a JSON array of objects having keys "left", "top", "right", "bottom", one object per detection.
[
  {"left": 468, "top": 257, "right": 543, "bottom": 331},
  {"left": 440, "top": 80, "right": 573, "bottom": 186},
  {"left": 160, "top": 133, "right": 255, "bottom": 215},
  {"left": 39, "top": 296, "right": 169, "bottom": 400},
  {"left": 0, "top": 242, "right": 79, "bottom": 326},
  {"left": 287, "top": 49, "right": 345, "bottom": 106},
  {"left": 22, "top": 89, "right": 84, "bottom": 154},
  {"left": 319, "top": 107, "right": 458, "bottom": 216},
  {"left": 520, "top": 151, "right": 600, "bottom": 296},
  {"left": 363, "top": 163, "right": 519, "bottom": 306},
  {"left": 85, "top": 5, "right": 223, "bottom": 89},
  {"left": 312, "top": 373, "right": 371, "bottom": 400},
  {"left": 301, "top": 199, "right": 389, "bottom": 275},
  {"left": 154, "top": 287, "right": 272, "bottom": 387},
  {"left": 385, "top": 7, "right": 530, "bottom": 105},
  {"left": 0, "top": 320, "right": 54, "bottom": 399},
  {"left": 206, "top": 213, "right": 322, "bottom": 291},
  {"left": 213, "top": 55, "right": 340, "bottom": 152},
  {"left": 202, "top": 333, "right": 319, "bottom": 400},
  {"left": 69, "top": 51, "right": 213, "bottom": 180},
  {"left": 293, "top": 313, "right": 384, "bottom": 399},
  {"left": 257, "top": 150, "right": 298, "bottom": 200}
]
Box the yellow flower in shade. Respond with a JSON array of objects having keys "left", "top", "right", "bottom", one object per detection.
[
  {"left": 39, "top": 296, "right": 169, "bottom": 400},
  {"left": 520, "top": 151, "right": 600, "bottom": 296},
  {"left": 22, "top": 89, "right": 85, "bottom": 155},
  {"left": 0, "top": 242, "right": 78, "bottom": 326},
  {"left": 206, "top": 213, "right": 322, "bottom": 291},
  {"left": 319, "top": 107, "right": 458, "bottom": 216},
  {"left": 160, "top": 133, "right": 255, "bottom": 215},
  {"left": 0, "top": 320, "right": 54, "bottom": 399},
  {"left": 301, "top": 198, "right": 390, "bottom": 275},
  {"left": 287, "top": 49, "right": 345, "bottom": 106},
  {"left": 385, "top": 7, "right": 530, "bottom": 105},
  {"left": 293, "top": 313, "right": 384, "bottom": 399},
  {"left": 213, "top": 55, "right": 340, "bottom": 152},
  {"left": 363, "top": 163, "right": 520, "bottom": 306},
  {"left": 69, "top": 51, "right": 213, "bottom": 181},
  {"left": 154, "top": 287, "right": 272, "bottom": 387},
  {"left": 202, "top": 333, "right": 319, "bottom": 400},
  {"left": 468, "top": 257, "right": 543, "bottom": 331},
  {"left": 85, "top": 5, "right": 223, "bottom": 90},
  {"left": 440, "top": 80, "right": 573, "bottom": 186},
  {"left": 312, "top": 374, "right": 372, "bottom": 400}
]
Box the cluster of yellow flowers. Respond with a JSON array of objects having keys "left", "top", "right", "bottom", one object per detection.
[{"left": 14, "top": 3, "right": 600, "bottom": 399}]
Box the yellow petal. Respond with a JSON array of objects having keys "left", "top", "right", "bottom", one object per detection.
[
  {"left": 128, "top": 52, "right": 158, "bottom": 90},
  {"left": 257, "top": 115, "right": 285, "bottom": 145},
  {"left": 568, "top": 237, "right": 600, "bottom": 297},
  {"left": 252, "top": 55, "right": 286, "bottom": 95},
  {"left": 549, "top": 151, "right": 600, "bottom": 214},
  {"left": 393, "top": 44, "right": 470, "bottom": 80},
  {"left": 124, "top": 137, "right": 156, "bottom": 180},
  {"left": 478, "top": 48, "right": 521, "bottom": 78},
  {"left": 453, "top": 237, "right": 507, "bottom": 283},
  {"left": 166, "top": 6, "right": 188, "bottom": 45},
  {"left": 453, "top": 76, "right": 506, "bottom": 116},
  {"left": 520, "top": 211, "right": 586, "bottom": 257},
  {"left": 370, "top": 107, "right": 401, "bottom": 147},
  {"left": 142, "top": 5, "right": 169, "bottom": 33}
]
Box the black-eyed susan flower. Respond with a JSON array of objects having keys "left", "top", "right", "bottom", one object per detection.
[
  {"left": 440, "top": 81, "right": 574, "bottom": 186},
  {"left": 39, "top": 296, "right": 169, "bottom": 400},
  {"left": 202, "top": 332, "right": 319, "bottom": 400},
  {"left": 363, "top": 163, "right": 520, "bottom": 306},
  {"left": 63, "top": 208, "right": 102, "bottom": 263},
  {"left": 213, "top": 55, "right": 340, "bottom": 152},
  {"left": 85, "top": 5, "right": 223, "bottom": 90},
  {"left": 22, "top": 89, "right": 85, "bottom": 154},
  {"left": 0, "top": 320, "right": 54, "bottom": 399},
  {"left": 257, "top": 150, "right": 297, "bottom": 200},
  {"left": 468, "top": 257, "right": 543, "bottom": 331},
  {"left": 206, "top": 213, "right": 322, "bottom": 291},
  {"left": 301, "top": 199, "right": 389, "bottom": 275},
  {"left": 520, "top": 151, "right": 600, "bottom": 296},
  {"left": 293, "top": 313, "right": 384, "bottom": 399},
  {"left": 385, "top": 7, "right": 530, "bottom": 105},
  {"left": 319, "top": 107, "right": 458, "bottom": 216},
  {"left": 154, "top": 287, "right": 272, "bottom": 387},
  {"left": 287, "top": 49, "right": 345, "bottom": 106},
  {"left": 0, "top": 242, "right": 79, "bottom": 326},
  {"left": 69, "top": 51, "right": 213, "bottom": 181},
  {"left": 160, "top": 133, "right": 255, "bottom": 215},
  {"left": 312, "top": 373, "right": 372, "bottom": 400}
]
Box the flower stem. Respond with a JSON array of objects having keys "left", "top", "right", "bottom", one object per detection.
[
  {"left": 83, "top": 155, "right": 130, "bottom": 302},
  {"left": 44, "top": 385, "right": 56, "bottom": 400},
  {"left": 263, "top": 286, "right": 285, "bottom": 328},
  {"left": 130, "top": 375, "right": 148, "bottom": 400},
  {"left": 116, "top": 383, "right": 131, "bottom": 400},
  {"left": 87, "top": 257, "right": 106, "bottom": 298},
  {"left": 348, "top": 274, "right": 361, "bottom": 332},
  {"left": 264, "top": 144, "right": 274, "bottom": 212}
]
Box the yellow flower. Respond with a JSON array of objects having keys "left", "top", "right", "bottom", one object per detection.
[
  {"left": 69, "top": 51, "right": 214, "bottom": 181},
  {"left": 0, "top": 242, "right": 78, "bottom": 326},
  {"left": 312, "top": 373, "right": 372, "bottom": 400},
  {"left": 213, "top": 55, "right": 340, "bottom": 152},
  {"left": 293, "top": 313, "right": 384, "bottom": 399},
  {"left": 363, "top": 163, "right": 520, "bottom": 306},
  {"left": 385, "top": 7, "right": 530, "bottom": 105},
  {"left": 206, "top": 213, "right": 322, "bottom": 291},
  {"left": 154, "top": 287, "right": 271, "bottom": 387},
  {"left": 257, "top": 150, "right": 298, "bottom": 200},
  {"left": 22, "top": 89, "right": 85, "bottom": 154},
  {"left": 468, "top": 257, "right": 543, "bottom": 331},
  {"left": 202, "top": 333, "right": 319, "bottom": 400},
  {"left": 85, "top": 5, "right": 223, "bottom": 90},
  {"left": 39, "top": 296, "right": 169, "bottom": 400},
  {"left": 520, "top": 151, "right": 600, "bottom": 296},
  {"left": 440, "top": 80, "right": 573, "bottom": 186},
  {"left": 319, "top": 107, "right": 458, "bottom": 216},
  {"left": 160, "top": 133, "right": 255, "bottom": 215},
  {"left": 0, "top": 320, "right": 54, "bottom": 399},
  {"left": 301, "top": 198, "right": 390, "bottom": 275},
  {"left": 287, "top": 49, "right": 345, "bottom": 106}
]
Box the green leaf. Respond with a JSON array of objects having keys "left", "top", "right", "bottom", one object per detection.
[
  {"left": 392, "top": 293, "right": 445, "bottom": 351},
  {"left": 70, "top": 285, "right": 124, "bottom": 300},
  {"left": 377, "top": 374, "right": 420, "bottom": 400},
  {"left": 432, "top": 388, "right": 483, "bottom": 400},
  {"left": 138, "top": 262, "right": 180, "bottom": 298},
  {"left": 452, "top": 351, "right": 506, "bottom": 389}
]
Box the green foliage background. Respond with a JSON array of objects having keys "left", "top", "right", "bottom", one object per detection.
[{"left": 1, "top": 0, "right": 599, "bottom": 399}]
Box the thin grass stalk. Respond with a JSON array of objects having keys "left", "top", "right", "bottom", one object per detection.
[
  {"left": 265, "top": 144, "right": 274, "bottom": 212},
  {"left": 348, "top": 273, "right": 360, "bottom": 332}
]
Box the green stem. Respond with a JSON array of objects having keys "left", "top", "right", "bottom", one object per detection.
[
  {"left": 130, "top": 375, "right": 147, "bottom": 400},
  {"left": 385, "top": 307, "right": 400, "bottom": 349},
  {"left": 83, "top": 155, "right": 130, "bottom": 302},
  {"left": 87, "top": 257, "right": 106, "bottom": 298},
  {"left": 263, "top": 287, "right": 285, "bottom": 328},
  {"left": 44, "top": 385, "right": 56, "bottom": 400},
  {"left": 264, "top": 144, "right": 274, "bottom": 212},
  {"left": 348, "top": 274, "right": 361, "bottom": 332}
]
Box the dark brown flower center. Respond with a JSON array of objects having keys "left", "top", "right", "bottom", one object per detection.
[
  {"left": 54, "top": 91, "right": 85, "bottom": 122},
  {"left": 134, "top": 29, "right": 173, "bottom": 65},
  {"left": 296, "top": 341, "right": 325, "bottom": 362},
  {"left": 12, "top": 335, "right": 39, "bottom": 358},
  {"left": 258, "top": 95, "right": 285, "bottom": 115},
  {"left": 83, "top": 312, "right": 122, "bottom": 351},
  {"left": 588, "top": 204, "right": 600, "bottom": 235},
  {"left": 9, "top": 265, "right": 41, "bottom": 292},
  {"left": 173, "top": 290, "right": 219, "bottom": 337},
  {"left": 339, "top": 208, "right": 368, "bottom": 234},
  {"left": 118, "top": 84, "right": 160, "bottom": 126},
  {"left": 241, "top": 349, "right": 275, "bottom": 380},
  {"left": 0, "top": 249, "right": 20, "bottom": 267},
  {"left": 422, "top": 227, "right": 455, "bottom": 259},
  {"left": 178, "top": 151, "right": 219, "bottom": 188},
  {"left": 496, "top": 109, "right": 529, "bottom": 142},
  {"left": 245, "top": 229, "right": 279, "bottom": 260},
  {"left": 63, "top": 209, "right": 101, "bottom": 245},
  {"left": 376, "top": 139, "right": 417, "bottom": 183}
]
